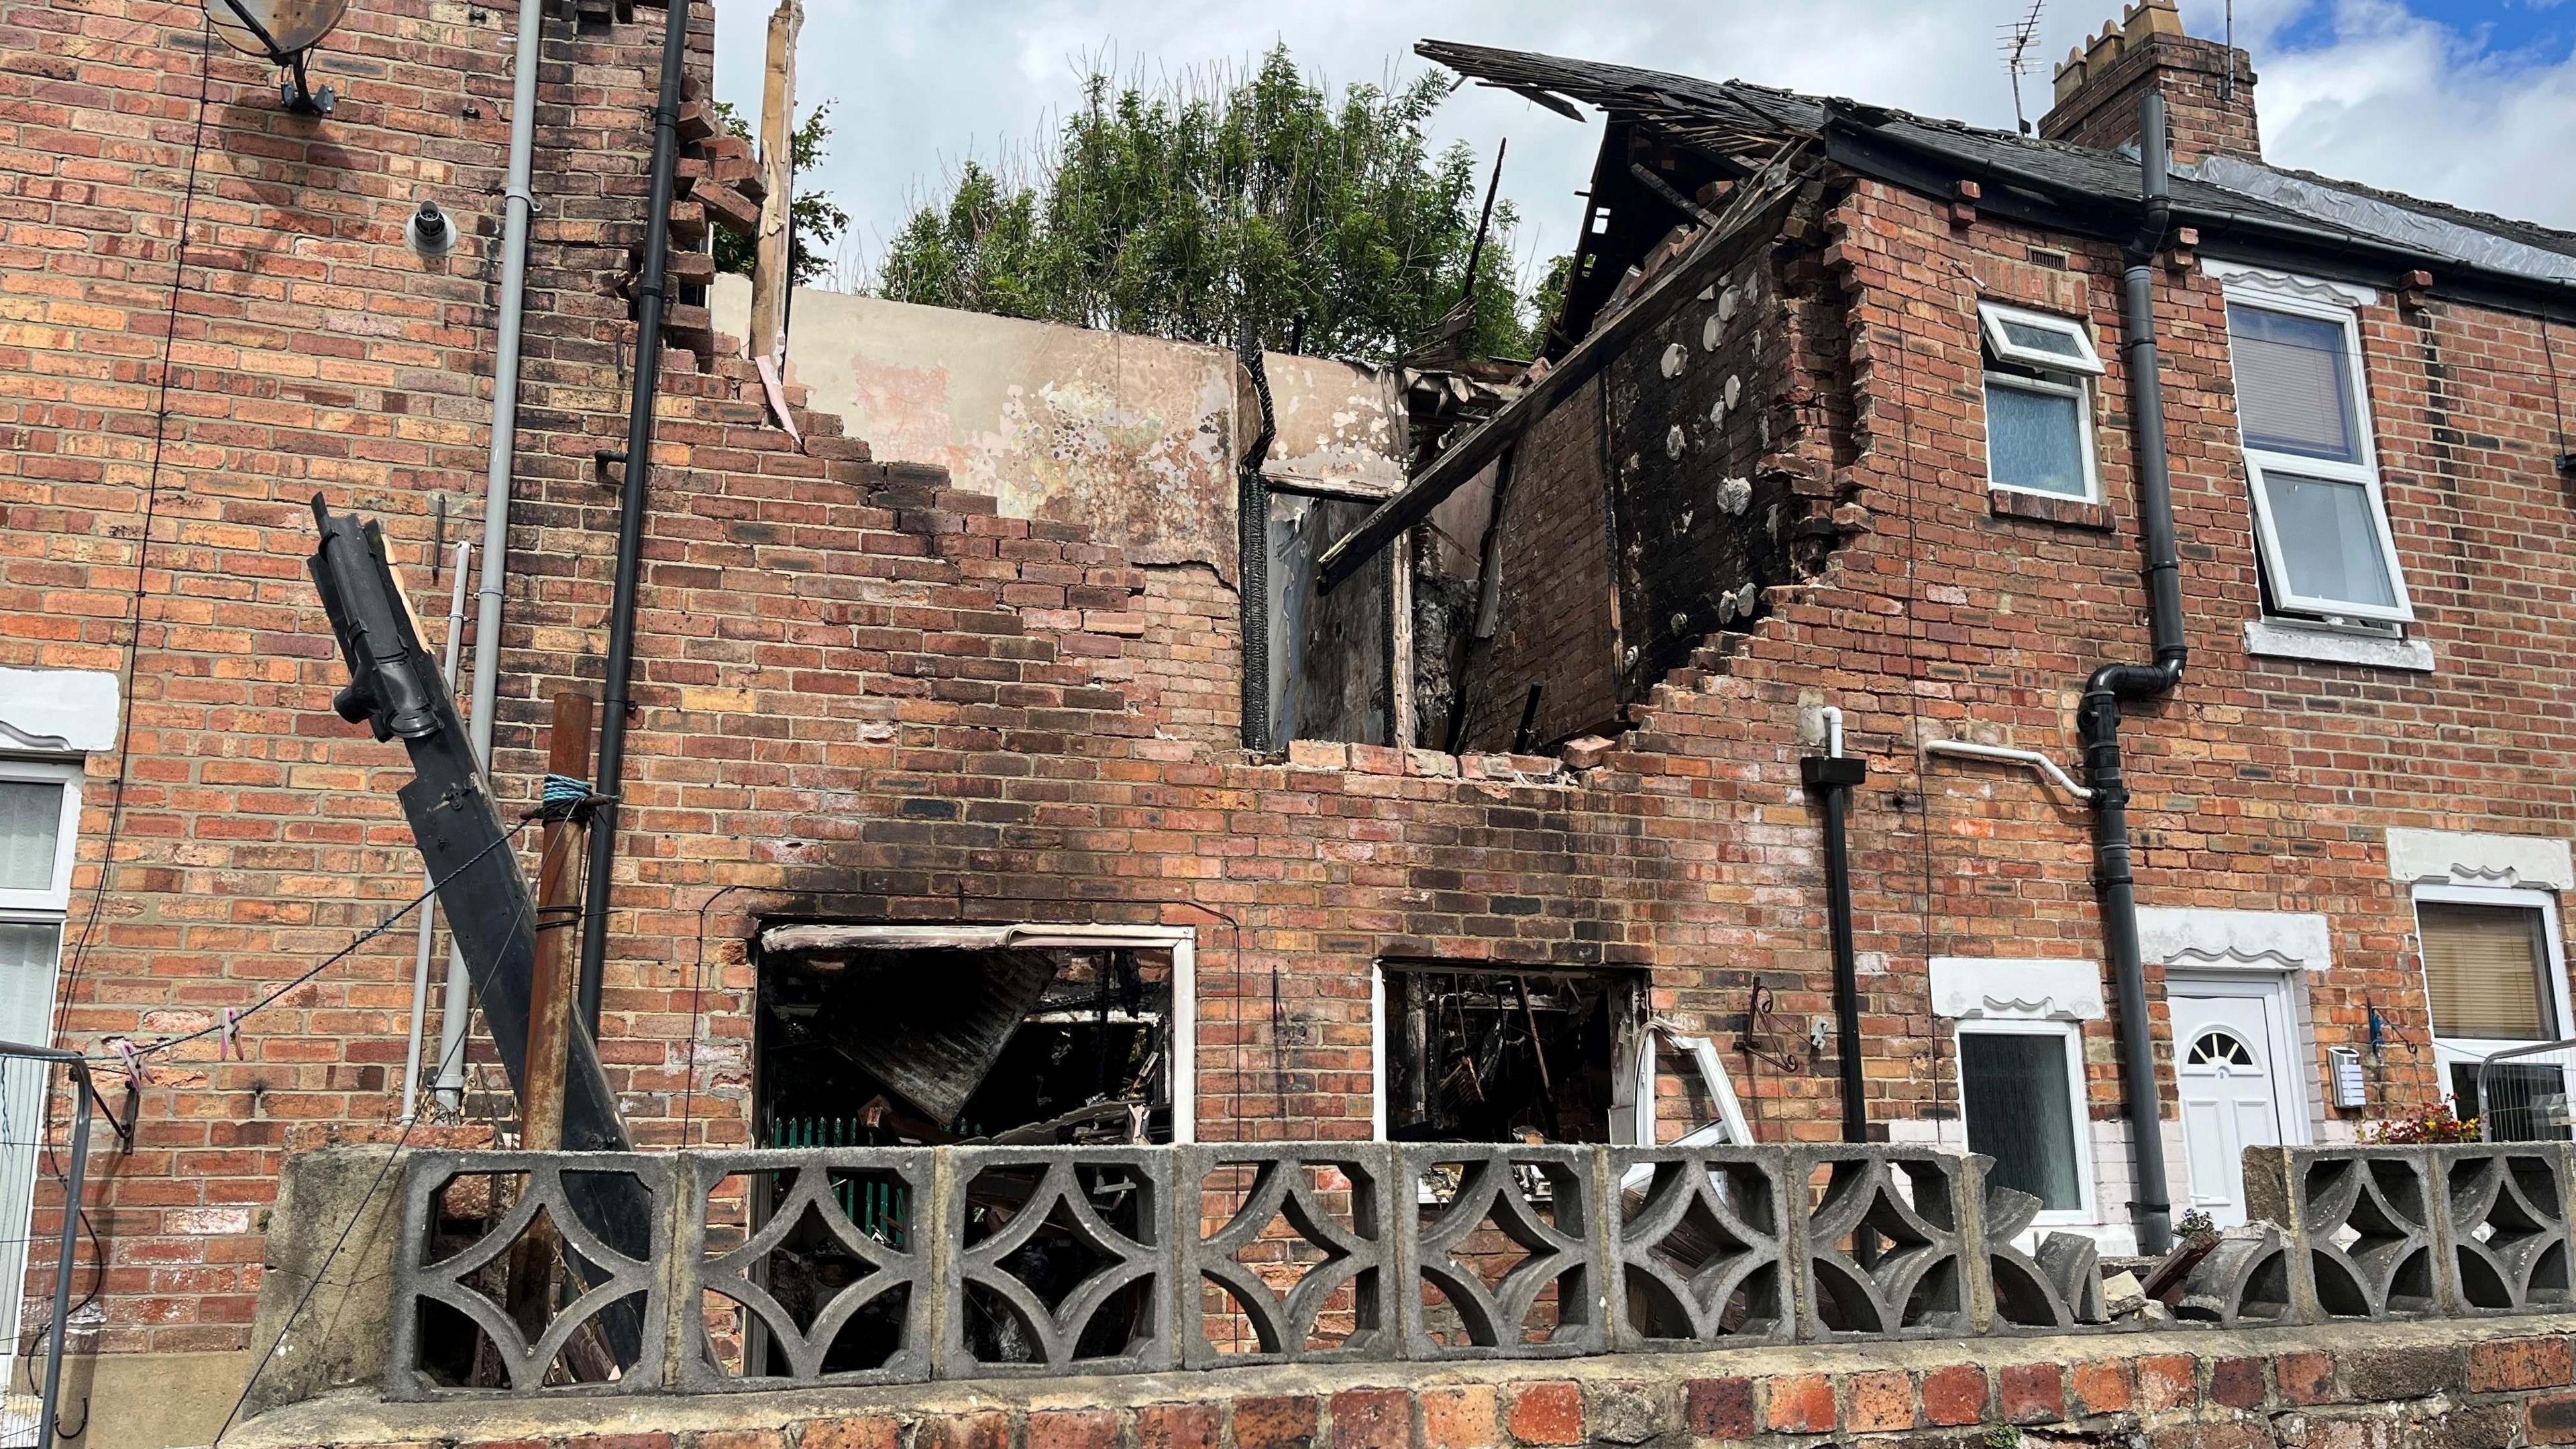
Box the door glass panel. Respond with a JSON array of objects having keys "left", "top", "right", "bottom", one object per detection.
[
  {"left": 2420, "top": 903, "right": 2552, "bottom": 1040},
  {"left": 1960, "top": 1031, "right": 2082, "bottom": 1211}
]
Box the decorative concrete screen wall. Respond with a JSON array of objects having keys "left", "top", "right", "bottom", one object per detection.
[{"left": 385, "top": 1142, "right": 2574, "bottom": 1399}]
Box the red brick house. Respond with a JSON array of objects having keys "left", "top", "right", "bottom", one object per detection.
[{"left": 5, "top": 0, "right": 2576, "bottom": 1438}]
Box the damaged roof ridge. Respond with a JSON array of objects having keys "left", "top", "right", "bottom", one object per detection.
[{"left": 1419, "top": 38, "right": 2576, "bottom": 270}]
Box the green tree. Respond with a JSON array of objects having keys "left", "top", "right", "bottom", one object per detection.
[
  {"left": 712, "top": 101, "right": 851, "bottom": 288},
  {"left": 877, "top": 48, "right": 1544, "bottom": 364}
]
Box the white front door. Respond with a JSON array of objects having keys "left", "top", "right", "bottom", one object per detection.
[{"left": 2171, "top": 983, "right": 2300, "bottom": 1228}]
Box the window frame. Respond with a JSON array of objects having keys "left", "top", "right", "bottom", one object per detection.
[
  {"left": 1978, "top": 302, "right": 2106, "bottom": 374},
  {"left": 0, "top": 758, "right": 80, "bottom": 917},
  {"left": 1982, "top": 368, "right": 2102, "bottom": 504},
  {"left": 1953, "top": 1016, "right": 2098, "bottom": 1228},
  {"left": 1976, "top": 303, "right": 2104, "bottom": 505},
  {"left": 2222, "top": 286, "right": 2414, "bottom": 625},
  {"left": 0, "top": 757, "right": 78, "bottom": 1352},
  {"left": 2413, "top": 883, "right": 2573, "bottom": 1118}
]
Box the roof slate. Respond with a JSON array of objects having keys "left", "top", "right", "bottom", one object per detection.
[{"left": 1417, "top": 38, "right": 2576, "bottom": 272}]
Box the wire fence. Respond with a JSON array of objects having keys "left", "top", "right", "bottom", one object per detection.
[
  {"left": 0, "top": 1042, "right": 94, "bottom": 1448},
  {"left": 2474, "top": 1040, "right": 2576, "bottom": 1143}
]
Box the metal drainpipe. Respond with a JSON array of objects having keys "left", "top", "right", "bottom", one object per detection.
[
  {"left": 2086, "top": 91, "right": 2187, "bottom": 1257},
  {"left": 577, "top": 0, "right": 694, "bottom": 1034},
  {"left": 1802, "top": 706, "right": 1870, "bottom": 1143},
  {"left": 441, "top": 0, "right": 548, "bottom": 1112}
]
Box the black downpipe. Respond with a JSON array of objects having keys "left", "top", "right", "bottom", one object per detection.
[
  {"left": 1803, "top": 737, "right": 1869, "bottom": 1142},
  {"left": 578, "top": 0, "right": 692, "bottom": 1034},
  {"left": 2088, "top": 92, "right": 2186, "bottom": 1257}
]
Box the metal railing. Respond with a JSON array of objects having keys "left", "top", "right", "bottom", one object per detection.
[
  {"left": 384, "top": 1138, "right": 2576, "bottom": 1399},
  {"left": 2477, "top": 1040, "right": 2576, "bottom": 1142},
  {"left": 0, "top": 1042, "right": 94, "bottom": 1448}
]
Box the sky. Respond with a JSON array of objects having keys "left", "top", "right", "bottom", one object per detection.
[{"left": 706, "top": 0, "right": 2576, "bottom": 296}]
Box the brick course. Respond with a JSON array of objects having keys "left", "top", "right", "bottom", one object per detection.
[{"left": 223, "top": 1324, "right": 2576, "bottom": 1449}]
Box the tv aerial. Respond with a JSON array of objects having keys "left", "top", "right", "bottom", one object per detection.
[
  {"left": 1998, "top": 0, "right": 2047, "bottom": 136},
  {"left": 206, "top": 0, "right": 347, "bottom": 115}
]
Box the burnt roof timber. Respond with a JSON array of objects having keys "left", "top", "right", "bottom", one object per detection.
[{"left": 1316, "top": 168, "right": 1809, "bottom": 594}]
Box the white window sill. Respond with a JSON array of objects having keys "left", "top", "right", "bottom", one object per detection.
[{"left": 2243, "top": 619, "right": 2434, "bottom": 673}]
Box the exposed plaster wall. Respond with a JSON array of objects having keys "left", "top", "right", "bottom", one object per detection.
[{"left": 712, "top": 276, "right": 1406, "bottom": 585}]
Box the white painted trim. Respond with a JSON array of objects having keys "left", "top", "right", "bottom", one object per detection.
[
  {"left": 757, "top": 921, "right": 1199, "bottom": 1142},
  {"left": 1368, "top": 958, "right": 1387, "bottom": 1142},
  {"left": 1978, "top": 301, "right": 2106, "bottom": 374},
  {"left": 1955, "top": 1016, "right": 2100, "bottom": 1227},
  {"left": 1929, "top": 956, "right": 2105, "bottom": 1021},
  {"left": 2205, "top": 258, "right": 2381, "bottom": 309},
  {"left": 2243, "top": 619, "right": 2434, "bottom": 672},
  {"left": 0, "top": 667, "right": 119, "bottom": 754},
  {"left": 0, "top": 759, "right": 81, "bottom": 915},
  {"left": 2136, "top": 906, "right": 2333, "bottom": 974},
  {"left": 2386, "top": 828, "right": 2573, "bottom": 892}
]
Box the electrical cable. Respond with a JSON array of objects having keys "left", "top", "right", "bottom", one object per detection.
[
  {"left": 51, "top": 1, "right": 215, "bottom": 1094},
  {"left": 92, "top": 816, "right": 539, "bottom": 1066},
  {"left": 21, "top": 35, "right": 217, "bottom": 1408}
]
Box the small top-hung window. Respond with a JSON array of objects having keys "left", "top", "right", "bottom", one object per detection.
[
  {"left": 1978, "top": 303, "right": 2104, "bottom": 502},
  {"left": 2225, "top": 294, "right": 2412, "bottom": 624}
]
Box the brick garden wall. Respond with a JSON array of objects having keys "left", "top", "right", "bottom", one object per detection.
[
  {"left": 231, "top": 1318, "right": 2576, "bottom": 1449},
  {"left": 12, "top": 0, "right": 2576, "bottom": 1401}
]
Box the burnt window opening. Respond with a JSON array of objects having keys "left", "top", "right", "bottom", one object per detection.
[
  {"left": 1383, "top": 964, "right": 1642, "bottom": 1144},
  {"left": 1266, "top": 488, "right": 1399, "bottom": 749},
  {"left": 755, "top": 934, "right": 1177, "bottom": 1148}
]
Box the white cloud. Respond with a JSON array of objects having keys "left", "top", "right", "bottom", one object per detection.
[
  {"left": 2248, "top": 0, "right": 2576, "bottom": 227},
  {"left": 706, "top": 0, "right": 2575, "bottom": 292}
]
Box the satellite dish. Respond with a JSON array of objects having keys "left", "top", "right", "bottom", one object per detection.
[{"left": 205, "top": 0, "right": 347, "bottom": 114}]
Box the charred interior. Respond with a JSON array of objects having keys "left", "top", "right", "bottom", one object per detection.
[
  {"left": 756, "top": 934, "right": 1177, "bottom": 1147},
  {"left": 1383, "top": 965, "right": 1639, "bottom": 1143}
]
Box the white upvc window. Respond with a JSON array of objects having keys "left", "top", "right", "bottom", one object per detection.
[
  {"left": 1955, "top": 1016, "right": 2098, "bottom": 1226},
  {"left": 2415, "top": 883, "right": 2573, "bottom": 1138},
  {"left": 1978, "top": 303, "right": 2103, "bottom": 503},
  {"left": 0, "top": 757, "right": 80, "bottom": 1350},
  {"left": 2223, "top": 287, "right": 2413, "bottom": 624}
]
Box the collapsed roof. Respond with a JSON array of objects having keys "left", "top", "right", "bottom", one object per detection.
[{"left": 1420, "top": 40, "right": 2576, "bottom": 317}]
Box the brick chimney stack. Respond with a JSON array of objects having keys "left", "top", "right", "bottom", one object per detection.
[{"left": 2039, "top": 0, "right": 2259, "bottom": 164}]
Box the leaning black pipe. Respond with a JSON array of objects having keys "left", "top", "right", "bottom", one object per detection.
[
  {"left": 2088, "top": 91, "right": 2184, "bottom": 1258},
  {"left": 1803, "top": 727, "right": 1869, "bottom": 1142},
  {"left": 578, "top": 0, "right": 693, "bottom": 1035}
]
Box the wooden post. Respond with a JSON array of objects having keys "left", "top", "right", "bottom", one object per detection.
[
  {"left": 506, "top": 692, "right": 593, "bottom": 1350},
  {"left": 746, "top": 0, "right": 802, "bottom": 366}
]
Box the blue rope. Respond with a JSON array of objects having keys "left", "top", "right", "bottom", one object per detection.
[{"left": 542, "top": 773, "right": 592, "bottom": 808}]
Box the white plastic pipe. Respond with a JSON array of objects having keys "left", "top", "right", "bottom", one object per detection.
[
  {"left": 437, "top": 0, "right": 545, "bottom": 1115},
  {"left": 401, "top": 542, "right": 471, "bottom": 1121},
  {"left": 1922, "top": 737, "right": 2093, "bottom": 800}
]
